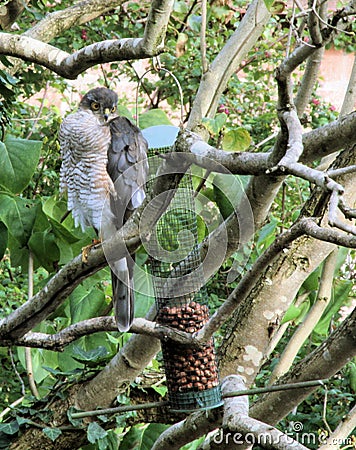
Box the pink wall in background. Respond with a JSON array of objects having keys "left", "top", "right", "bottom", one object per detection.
[{"left": 317, "top": 48, "right": 355, "bottom": 111}]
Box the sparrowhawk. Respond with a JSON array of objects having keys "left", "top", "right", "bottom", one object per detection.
[{"left": 59, "top": 87, "right": 148, "bottom": 332}]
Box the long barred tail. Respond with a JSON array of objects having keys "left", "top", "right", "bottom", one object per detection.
[{"left": 111, "top": 257, "right": 134, "bottom": 332}]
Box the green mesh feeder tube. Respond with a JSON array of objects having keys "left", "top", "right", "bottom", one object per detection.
[{"left": 142, "top": 125, "right": 223, "bottom": 412}]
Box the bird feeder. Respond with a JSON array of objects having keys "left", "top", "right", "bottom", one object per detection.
[{"left": 142, "top": 124, "right": 222, "bottom": 412}]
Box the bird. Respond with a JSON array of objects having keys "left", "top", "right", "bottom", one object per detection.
[{"left": 59, "top": 87, "right": 148, "bottom": 332}]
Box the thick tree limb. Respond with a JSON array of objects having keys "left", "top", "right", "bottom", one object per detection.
[
  {"left": 215, "top": 376, "right": 309, "bottom": 450},
  {"left": 25, "top": 0, "right": 126, "bottom": 42},
  {"left": 0, "top": 0, "right": 174, "bottom": 78}
]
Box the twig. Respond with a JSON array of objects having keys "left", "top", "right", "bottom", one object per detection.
[
  {"left": 329, "top": 191, "right": 356, "bottom": 235},
  {"left": 322, "top": 384, "right": 333, "bottom": 436},
  {"left": 0, "top": 396, "right": 25, "bottom": 419},
  {"left": 200, "top": 0, "right": 208, "bottom": 73},
  {"left": 70, "top": 400, "right": 170, "bottom": 419},
  {"left": 25, "top": 252, "right": 40, "bottom": 399},
  {"left": 26, "top": 81, "right": 50, "bottom": 139},
  {"left": 9, "top": 348, "right": 25, "bottom": 396},
  {"left": 222, "top": 378, "right": 327, "bottom": 399},
  {"left": 318, "top": 403, "right": 356, "bottom": 450}
]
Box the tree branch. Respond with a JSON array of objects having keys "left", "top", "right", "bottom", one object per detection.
[
  {"left": 4, "top": 317, "right": 198, "bottom": 351},
  {"left": 0, "top": 0, "right": 174, "bottom": 79},
  {"left": 216, "top": 375, "right": 310, "bottom": 450},
  {"left": 183, "top": 112, "right": 356, "bottom": 176},
  {"left": 195, "top": 222, "right": 306, "bottom": 344},
  {"left": 269, "top": 250, "right": 338, "bottom": 384}
]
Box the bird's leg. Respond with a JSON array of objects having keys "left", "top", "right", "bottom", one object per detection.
[{"left": 82, "top": 229, "right": 101, "bottom": 262}]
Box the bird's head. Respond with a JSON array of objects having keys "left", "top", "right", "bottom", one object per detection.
[{"left": 79, "top": 87, "right": 119, "bottom": 124}]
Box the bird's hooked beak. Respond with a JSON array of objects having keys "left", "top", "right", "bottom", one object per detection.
[{"left": 103, "top": 108, "right": 110, "bottom": 122}]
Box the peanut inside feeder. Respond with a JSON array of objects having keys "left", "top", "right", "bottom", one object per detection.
[{"left": 158, "top": 301, "right": 220, "bottom": 395}]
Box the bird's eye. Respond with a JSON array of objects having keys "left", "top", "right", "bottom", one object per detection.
[
  {"left": 91, "top": 102, "right": 100, "bottom": 111},
  {"left": 111, "top": 106, "right": 117, "bottom": 113}
]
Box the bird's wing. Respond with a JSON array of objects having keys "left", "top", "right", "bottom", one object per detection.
[
  {"left": 105, "top": 116, "right": 148, "bottom": 332},
  {"left": 107, "top": 116, "right": 149, "bottom": 226}
]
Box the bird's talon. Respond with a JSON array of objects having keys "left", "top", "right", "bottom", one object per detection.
[{"left": 81, "top": 239, "right": 101, "bottom": 263}]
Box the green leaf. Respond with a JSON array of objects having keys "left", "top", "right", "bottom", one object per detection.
[
  {"left": 138, "top": 109, "right": 172, "bottom": 128},
  {"left": 120, "top": 425, "right": 145, "bottom": 449},
  {"left": 263, "top": 0, "right": 276, "bottom": 10},
  {"left": 0, "top": 136, "right": 42, "bottom": 194},
  {"left": 213, "top": 174, "right": 245, "bottom": 219},
  {"left": 0, "top": 421, "right": 19, "bottom": 435},
  {"left": 151, "top": 384, "right": 167, "bottom": 397},
  {"left": 281, "top": 303, "right": 304, "bottom": 324},
  {"left": 0, "top": 221, "right": 8, "bottom": 260},
  {"left": 28, "top": 230, "right": 60, "bottom": 272},
  {"left": 0, "top": 195, "right": 38, "bottom": 246},
  {"left": 302, "top": 266, "right": 321, "bottom": 292},
  {"left": 43, "top": 427, "right": 62, "bottom": 442},
  {"left": 71, "top": 345, "right": 108, "bottom": 364},
  {"left": 141, "top": 424, "right": 170, "bottom": 450},
  {"left": 222, "top": 128, "right": 251, "bottom": 151},
  {"left": 256, "top": 217, "right": 279, "bottom": 247},
  {"left": 70, "top": 286, "right": 106, "bottom": 323},
  {"left": 87, "top": 422, "right": 107, "bottom": 444},
  {"left": 202, "top": 113, "right": 227, "bottom": 135}
]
